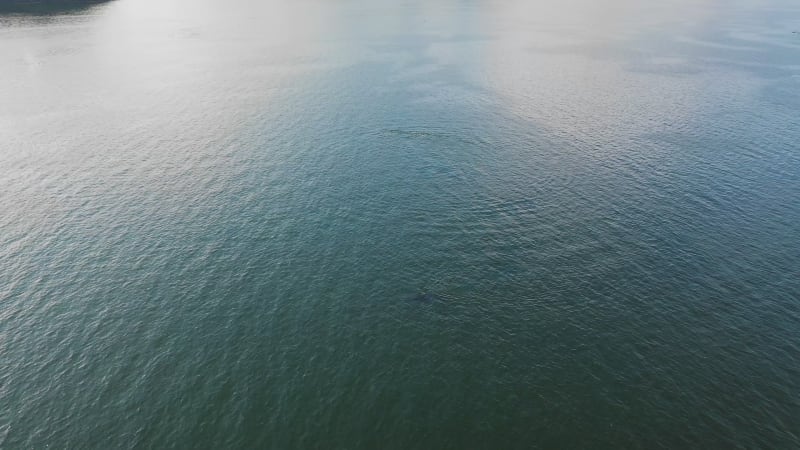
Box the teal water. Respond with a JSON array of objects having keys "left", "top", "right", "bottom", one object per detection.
[{"left": 2, "top": 0, "right": 800, "bottom": 448}]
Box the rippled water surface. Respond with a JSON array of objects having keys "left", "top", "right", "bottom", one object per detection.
[{"left": 2, "top": 0, "right": 800, "bottom": 448}]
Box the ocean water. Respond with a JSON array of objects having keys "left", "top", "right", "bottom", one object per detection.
[{"left": 1, "top": 0, "right": 799, "bottom": 448}]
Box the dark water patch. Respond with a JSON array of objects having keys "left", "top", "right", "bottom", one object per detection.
[{"left": 409, "top": 291, "right": 439, "bottom": 304}]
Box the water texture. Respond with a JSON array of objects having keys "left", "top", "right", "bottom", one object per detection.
[{"left": 1, "top": 0, "right": 799, "bottom": 448}]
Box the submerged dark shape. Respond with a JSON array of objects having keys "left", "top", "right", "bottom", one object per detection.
[{"left": 410, "top": 292, "right": 438, "bottom": 303}]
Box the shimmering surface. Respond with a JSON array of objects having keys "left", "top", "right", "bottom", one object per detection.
[{"left": 2, "top": 0, "right": 800, "bottom": 448}]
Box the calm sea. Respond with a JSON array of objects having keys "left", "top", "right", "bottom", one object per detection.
[{"left": 1, "top": 0, "right": 799, "bottom": 447}]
